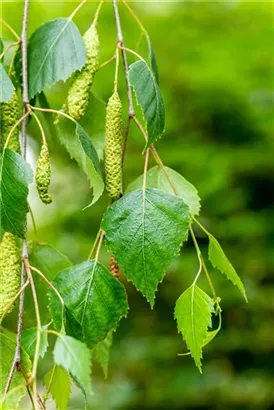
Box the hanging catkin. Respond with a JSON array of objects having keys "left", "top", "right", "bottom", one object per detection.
[
  {"left": 67, "top": 24, "right": 99, "bottom": 120},
  {"left": 105, "top": 91, "right": 123, "bottom": 200},
  {"left": 0, "top": 92, "right": 21, "bottom": 153},
  {"left": 0, "top": 233, "right": 21, "bottom": 318},
  {"left": 35, "top": 143, "right": 52, "bottom": 205}
]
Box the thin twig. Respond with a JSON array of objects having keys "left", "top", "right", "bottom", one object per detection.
[
  {"left": 69, "top": 0, "right": 88, "bottom": 21},
  {"left": 0, "top": 280, "right": 30, "bottom": 325},
  {"left": 0, "top": 41, "right": 20, "bottom": 60},
  {"left": 3, "top": 110, "right": 31, "bottom": 151},
  {"left": 24, "top": 259, "right": 41, "bottom": 410},
  {"left": 97, "top": 54, "right": 116, "bottom": 72},
  {"left": 119, "top": 45, "right": 145, "bottom": 62},
  {"left": 93, "top": 0, "right": 104, "bottom": 26},
  {"left": 114, "top": 47, "right": 120, "bottom": 92},
  {"left": 32, "top": 111, "right": 47, "bottom": 145},
  {"left": 0, "top": 18, "right": 20, "bottom": 40},
  {"left": 112, "top": 0, "right": 135, "bottom": 175},
  {"left": 4, "top": 0, "right": 30, "bottom": 398},
  {"left": 30, "top": 105, "right": 76, "bottom": 124},
  {"left": 88, "top": 228, "right": 103, "bottom": 260},
  {"left": 29, "top": 265, "right": 65, "bottom": 308},
  {"left": 122, "top": 0, "right": 147, "bottom": 34}
]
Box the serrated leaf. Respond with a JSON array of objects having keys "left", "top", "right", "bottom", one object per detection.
[
  {"left": 129, "top": 60, "right": 165, "bottom": 148},
  {"left": 44, "top": 365, "right": 71, "bottom": 410},
  {"left": 28, "top": 18, "right": 86, "bottom": 98},
  {"left": 0, "top": 64, "right": 15, "bottom": 102},
  {"left": 101, "top": 188, "right": 191, "bottom": 306},
  {"left": 49, "top": 261, "right": 128, "bottom": 348},
  {"left": 127, "top": 166, "right": 200, "bottom": 216},
  {"left": 208, "top": 234, "right": 247, "bottom": 301},
  {"left": 0, "top": 149, "right": 33, "bottom": 238},
  {"left": 21, "top": 326, "right": 49, "bottom": 361},
  {"left": 175, "top": 284, "right": 214, "bottom": 372},
  {"left": 57, "top": 116, "right": 104, "bottom": 206},
  {"left": 92, "top": 331, "right": 113, "bottom": 379},
  {"left": 53, "top": 334, "right": 91, "bottom": 396},
  {"left": 0, "top": 333, "right": 32, "bottom": 409},
  {"left": 147, "top": 36, "right": 159, "bottom": 84}
]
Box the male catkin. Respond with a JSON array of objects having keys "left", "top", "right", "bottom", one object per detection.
[
  {"left": 35, "top": 143, "right": 52, "bottom": 204},
  {"left": 105, "top": 91, "right": 123, "bottom": 200},
  {"left": 67, "top": 24, "right": 99, "bottom": 120},
  {"left": 0, "top": 233, "right": 21, "bottom": 317},
  {"left": 0, "top": 92, "right": 21, "bottom": 153}
]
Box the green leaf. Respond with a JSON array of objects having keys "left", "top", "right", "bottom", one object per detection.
[
  {"left": 127, "top": 166, "right": 201, "bottom": 216},
  {"left": 53, "top": 334, "right": 92, "bottom": 396},
  {"left": 28, "top": 18, "right": 86, "bottom": 99},
  {"left": 57, "top": 116, "right": 104, "bottom": 206},
  {"left": 174, "top": 284, "right": 214, "bottom": 372},
  {"left": 0, "top": 149, "right": 33, "bottom": 238},
  {"left": 44, "top": 365, "right": 71, "bottom": 410},
  {"left": 129, "top": 60, "right": 165, "bottom": 148},
  {"left": 49, "top": 261, "right": 128, "bottom": 348},
  {"left": 79, "top": 93, "right": 106, "bottom": 161},
  {"left": 0, "top": 64, "right": 15, "bottom": 102},
  {"left": 101, "top": 188, "right": 191, "bottom": 306},
  {"left": 21, "top": 326, "right": 49, "bottom": 361},
  {"left": 92, "top": 331, "right": 113, "bottom": 379},
  {"left": 146, "top": 36, "right": 159, "bottom": 84},
  {"left": 0, "top": 333, "right": 32, "bottom": 409},
  {"left": 208, "top": 233, "right": 247, "bottom": 301}
]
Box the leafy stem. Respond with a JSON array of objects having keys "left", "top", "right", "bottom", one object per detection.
[
  {"left": 0, "top": 279, "right": 30, "bottom": 325},
  {"left": 0, "top": 18, "right": 20, "bottom": 40},
  {"left": 24, "top": 259, "right": 41, "bottom": 410},
  {"left": 0, "top": 41, "right": 20, "bottom": 60},
  {"left": 68, "top": 0, "right": 88, "bottom": 21},
  {"left": 93, "top": 0, "right": 104, "bottom": 26},
  {"left": 119, "top": 45, "right": 145, "bottom": 62}
]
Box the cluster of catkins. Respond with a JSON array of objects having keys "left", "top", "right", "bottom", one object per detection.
[
  {"left": 66, "top": 23, "right": 123, "bottom": 201},
  {"left": 1, "top": 94, "right": 22, "bottom": 318}
]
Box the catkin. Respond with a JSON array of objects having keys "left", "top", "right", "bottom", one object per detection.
[
  {"left": 105, "top": 91, "right": 123, "bottom": 200},
  {"left": 67, "top": 24, "right": 99, "bottom": 120},
  {"left": 0, "top": 92, "right": 21, "bottom": 153},
  {"left": 35, "top": 143, "right": 52, "bottom": 205},
  {"left": 0, "top": 233, "right": 21, "bottom": 318}
]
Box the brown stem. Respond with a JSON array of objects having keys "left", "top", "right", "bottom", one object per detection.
[{"left": 4, "top": 0, "right": 30, "bottom": 399}]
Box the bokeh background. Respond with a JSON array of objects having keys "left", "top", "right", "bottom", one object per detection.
[{"left": 1, "top": 1, "right": 274, "bottom": 409}]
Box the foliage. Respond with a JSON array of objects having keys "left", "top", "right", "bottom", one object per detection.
[{"left": 0, "top": 1, "right": 272, "bottom": 409}]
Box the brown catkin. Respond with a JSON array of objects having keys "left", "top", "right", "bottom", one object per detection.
[
  {"left": 110, "top": 254, "right": 119, "bottom": 279},
  {"left": 35, "top": 143, "right": 52, "bottom": 205},
  {"left": 0, "top": 233, "right": 21, "bottom": 317},
  {"left": 0, "top": 91, "right": 21, "bottom": 153},
  {"left": 105, "top": 91, "right": 123, "bottom": 200},
  {"left": 67, "top": 24, "right": 99, "bottom": 120}
]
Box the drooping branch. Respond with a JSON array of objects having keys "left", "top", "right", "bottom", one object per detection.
[
  {"left": 112, "top": 0, "right": 135, "bottom": 169},
  {"left": 4, "top": 0, "right": 30, "bottom": 398}
]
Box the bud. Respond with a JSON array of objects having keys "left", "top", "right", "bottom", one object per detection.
[
  {"left": 35, "top": 143, "right": 52, "bottom": 205},
  {"left": 67, "top": 24, "right": 99, "bottom": 120},
  {"left": 0, "top": 233, "right": 21, "bottom": 317},
  {"left": 0, "top": 92, "right": 21, "bottom": 153},
  {"left": 105, "top": 91, "right": 123, "bottom": 200}
]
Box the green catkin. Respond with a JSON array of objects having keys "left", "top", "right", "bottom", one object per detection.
[
  {"left": 0, "top": 233, "right": 21, "bottom": 318},
  {"left": 35, "top": 143, "right": 52, "bottom": 205},
  {"left": 105, "top": 91, "right": 123, "bottom": 200},
  {"left": 0, "top": 91, "right": 21, "bottom": 153},
  {"left": 67, "top": 24, "right": 99, "bottom": 120}
]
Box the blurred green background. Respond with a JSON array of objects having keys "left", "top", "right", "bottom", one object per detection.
[{"left": 1, "top": 1, "right": 274, "bottom": 409}]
